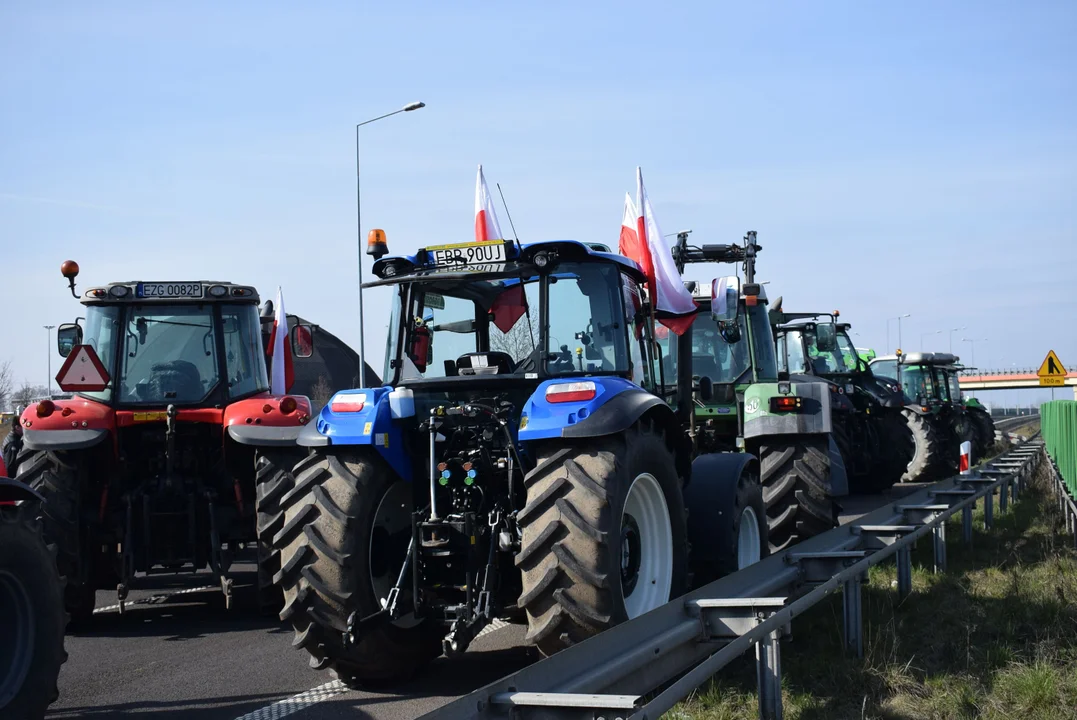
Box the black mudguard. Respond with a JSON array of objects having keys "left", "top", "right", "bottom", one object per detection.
[
  {"left": 561, "top": 389, "right": 675, "bottom": 439},
  {"left": 683, "top": 452, "right": 757, "bottom": 573}
]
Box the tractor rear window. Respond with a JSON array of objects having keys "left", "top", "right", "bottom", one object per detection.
[{"left": 118, "top": 306, "right": 220, "bottom": 404}]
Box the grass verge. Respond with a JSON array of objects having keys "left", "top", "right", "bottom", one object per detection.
[{"left": 672, "top": 456, "right": 1077, "bottom": 720}]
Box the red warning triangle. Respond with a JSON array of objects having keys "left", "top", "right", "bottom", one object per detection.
[{"left": 56, "top": 345, "right": 111, "bottom": 392}]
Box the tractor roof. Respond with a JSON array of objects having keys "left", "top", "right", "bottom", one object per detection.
[
  {"left": 80, "top": 281, "right": 260, "bottom": 305},
  {"left": 871, "top": 351, "right": 961, "bottom": 366},
  {"left": 366, "top": 239, "right": 647, "bottom": 288}
]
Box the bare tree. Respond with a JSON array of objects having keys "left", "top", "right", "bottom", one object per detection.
[
  {"left": 491, "top": 321, "right": 536, "bottom": 363},
  {"left": 310, "top": 374, "right": 333, "bottom": 413},
  {"left": 0, "top": 360, "right": 12, "bottom": 411},
  {"left": 11, "top": 382, "right": 49, "bottom": 409}
]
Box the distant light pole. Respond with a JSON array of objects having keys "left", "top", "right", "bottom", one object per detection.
[
  {"left": 43, "top": 325, "right": 55, "bottom": 397},
  {"left": 948, "top": 326, "right": 966, "bottom": 353},
  {"left": 887, "top": 313, "right": 910, "bottom": 352},
  {"left": 920, "top": 329, "right": 942, "bottom": 349},
  {"left": 355, "top": 101, "right": 426, "bottom": 388},
  {"left": 962, "top": 337, "right": 988, "bottom": 368}
]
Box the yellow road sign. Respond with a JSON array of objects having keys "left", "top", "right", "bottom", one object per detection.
[{"left": 1038, "top": 349, "right": 1066, "bottom": 386}]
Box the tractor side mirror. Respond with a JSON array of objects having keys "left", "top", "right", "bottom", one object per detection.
[
  {"left": 710, "top": 276, "right": 740, "bottom": 324},
  {"left": 291, "top": 324, "right": 314, "bottom": 358},
  {"left": 57, "top": 323, "right": 82, "bottom": 358},
  {"left": 815, "top": 322, "right": 838, "bottom": 353}
]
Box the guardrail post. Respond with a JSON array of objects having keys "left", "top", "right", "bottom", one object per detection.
[
  {"left": 984, "top": 489, "right": 993, "bottom": 528},
  {"left": 842, "top": 573, "right": 864, "bottom": 659},
  {"left": 896, "top": 546, "right": 912, "bottom": 600},
  {"left": 756, "top": 623, "right": 783, "bottom": 720},
  {"left": 932, "top": 520, "right": 947, "bottom": 573},
  {"left": 1000, "top": 479, "right": 1009, "bottom": 514},
  {"left": 962, "top": 505, "right": 973, "bottom": 545}
]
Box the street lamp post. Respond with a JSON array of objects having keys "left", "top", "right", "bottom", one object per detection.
[
  {"left": 949, "top": 326, "right": 966, "bottom": 353},
  {"left": 920, "top": 329, "right": 942, "bottom": 350},
  {"left": 355, "top": 101, "right": 426, "bottom": 388},
  {"left": 887, "top": 313, "right": 910, "bottom": 352},
  {"left": 962, "top": 337, "right": 988, "bottom": 368},
  {"left": 43, "top": 324, "right": 55, "bottom": 398}
]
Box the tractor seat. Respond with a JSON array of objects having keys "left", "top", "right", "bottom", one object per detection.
[
  {"left": 455, "top": 352, "right": 515, "bottom": 376},
  {"left": 145, "top": 360, "right": 203, "bottom": 400}
]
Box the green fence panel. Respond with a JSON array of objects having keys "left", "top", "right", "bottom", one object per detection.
[{"left": 1041, "top": 400, "right": 1077, "bottom": 495}]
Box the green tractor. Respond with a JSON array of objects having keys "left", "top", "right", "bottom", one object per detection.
[
  {"left": 770, "top": 311, "right": 913, "bottom": 493},
  {"left": 869, "top": 352, "right": 976, "bottom": 482},
  {"left": 664, "top": 231, "right": 844, "bottom": 552}
]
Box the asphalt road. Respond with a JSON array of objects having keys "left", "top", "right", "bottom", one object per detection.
[{"left": 46, "top": 479, "right": 939, "bottom": 720}]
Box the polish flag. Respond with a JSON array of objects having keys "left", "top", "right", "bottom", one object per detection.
[
  {"left": 267, "top": 286, "right": 294, "bottom": 395},
  {"left": 475, "top": 165, "right": 504, "bottom": 242},
  {"left": 621, "top": 168, "right": 697, "bottom": 335}
]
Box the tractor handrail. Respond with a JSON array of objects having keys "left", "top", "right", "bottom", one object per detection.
[{"left": 421, "top": 438, "right": 1043, "bottom": 720}]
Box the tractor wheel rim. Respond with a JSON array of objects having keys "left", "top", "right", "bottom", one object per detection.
[
  {"left": 737, "top": 506, "right": 762, "bottom": 570},
  {"left": 369, "top": 483, "right": 422, "bottom": 629},
  {"left": 0, "top": 569, "right": 34, "bottom": 707},
  {"left": 620, "top": 472, "right": 673, "bottom": 620}
]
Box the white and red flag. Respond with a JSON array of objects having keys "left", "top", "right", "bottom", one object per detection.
[
  {"left": 474, "top": 165, "right": 504, "bottom": 242},
  {"left": 267, "top": 286, "right": 294, "bottom": 394},
  {"left": 619, "top": 168, "right": 697, "bottom": 335}
]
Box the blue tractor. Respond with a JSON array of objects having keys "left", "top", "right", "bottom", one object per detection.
[{"left": 272, "top": 235, "right": 770, "bottom": 685}]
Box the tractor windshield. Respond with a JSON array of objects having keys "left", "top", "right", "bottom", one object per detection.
[
  {"left": 386, "top": 261, "right": 635, "bottom": 383},
  {"left": 902, "top": 366, "right": 939, "bottom": 404},
  {"left": 74, "top": 302, "right": 267, "bottom": 405}
]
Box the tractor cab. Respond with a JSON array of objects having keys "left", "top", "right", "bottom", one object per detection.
[
  {"left": 52, "top": 262, "right": 298, "bottom": 407},
  {"left": 362, "top": 235, "right": 661, "bottom": 402},
  {"left": 870, "top": 352, "right": 960, "bottom": 410},
  {"left": 770, "top": 312, "right": 905, "bottom": 410}
]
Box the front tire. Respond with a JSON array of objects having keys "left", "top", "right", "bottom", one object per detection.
[
  {"left": 760, "top": 439, "right": 838, "bottom": 553},
  {"left": 0, "top": 502, "right": 68, "bottom": 719},
  {"left": 686, "top": 468, "right": 768, "bottom": 585},
  {"left": 516, "top": 423, "right": 688, "bottom": 656},
  {"left": 273, "top": 451, "right": 441, "bottom": 686},
  {"left": 902, "top": 410, "right": 942, "bottom": 483},
  {"left": 16, "top": 451, "right": 96, "bottom": 625},
  {"left": 967, "top": 406, "right": 996, "bottom": 459}
]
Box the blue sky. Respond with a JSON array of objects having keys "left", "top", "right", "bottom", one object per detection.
[{"left": 2, "top": 1, "right": 1074, "bottom": 407}]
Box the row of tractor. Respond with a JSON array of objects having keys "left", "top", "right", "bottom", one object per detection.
[{"left": 6, "top": 231, "right": 996, "bottom": 710}]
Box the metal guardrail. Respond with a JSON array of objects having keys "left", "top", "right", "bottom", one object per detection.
[
  {"left": 1045, "top": 450, "right": 1077, "bottom": 551},
  {"left": 422, "top": 439, "right": 1044, "bottom": 720}
]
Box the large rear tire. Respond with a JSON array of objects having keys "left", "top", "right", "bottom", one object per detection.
[
  {"left": 0, "top": 502, "right": 68, "bottom": 720},
  {"left": 254, "top": 450, "right": 298, "bottom": 612},
  {"left": 273, "top": 451, "right": 442, "bottom": 686},
  {"left": 901, "top": 409, "right": 943, "bottom": 483},
  {"left": 967, "top": 406, "right": 996, "bottom": 459},
  {"left": 16, "top": 451, "right": 96, "bottom": 625},
  {"left": 516, "top": 423, "right": 688, "bottom": 657},
  {"left": 760, "top": 439, "right": 837, "bottom": 553}
]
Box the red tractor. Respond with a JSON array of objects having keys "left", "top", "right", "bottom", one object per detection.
[{"left": 16, "top": 261, "right": 315, "bottom": 623}]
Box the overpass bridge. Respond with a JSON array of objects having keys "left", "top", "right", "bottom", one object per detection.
[{"left": 959, "top": 367, "right": 1077, "bottom": 399}]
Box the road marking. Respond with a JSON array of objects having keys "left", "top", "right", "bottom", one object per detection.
[
  {"left": 92, "top": 585, "right": 218, "bottom": 614},
  {"left": 232, "top": 618, "right": 515, "bottom": 720},
  {"left": 234, "top": 680, "right": 349, "bottom": 720}
]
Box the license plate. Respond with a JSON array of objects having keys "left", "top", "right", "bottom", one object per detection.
[
  {"left": 136, "top": 282, "right": 203, "bottom": 299},
  {"left": 427, "top": 241, "right": 506, "bottom": 268}
]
